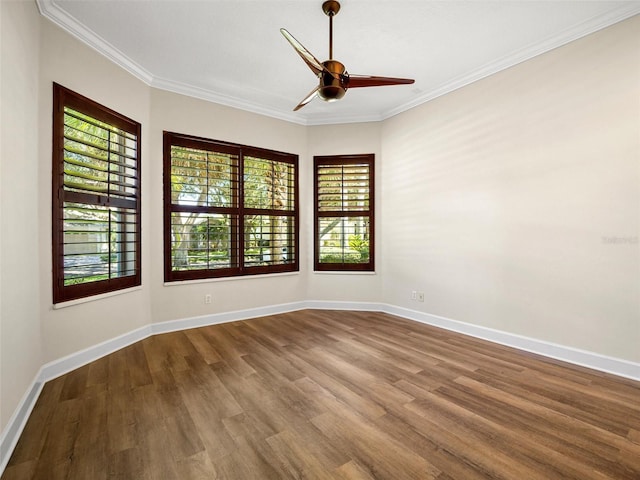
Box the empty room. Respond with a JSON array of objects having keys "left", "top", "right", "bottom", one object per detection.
[{"left": 1, "top": 0, "right": 639, "bottom": 478}]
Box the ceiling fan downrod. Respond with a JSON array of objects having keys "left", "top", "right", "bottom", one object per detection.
[{"left": 322, "top": 1, "right": 341, "bottom": 59}]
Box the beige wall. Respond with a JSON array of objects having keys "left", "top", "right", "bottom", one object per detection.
[
  {"left": 36, "top": 19, "right": 152, "bottom": 364},
  {"left": 381, "top": 15, "right": 640, "bottom": 362},
  {"left": 306, "top": 123, "right": 383, "bottom": 302},
  {"left": 0, "top": 0, "right": 44, "bottom": 432},
  {"left": 1, "top": 0, "right": 638, "bottom": 441},
  {"left": 148, "top": 89, "right": 308, "bottom": 323}
]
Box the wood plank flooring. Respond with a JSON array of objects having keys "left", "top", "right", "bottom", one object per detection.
[{"left": 3, "top": 310, "right": 640, "bottom": 479}]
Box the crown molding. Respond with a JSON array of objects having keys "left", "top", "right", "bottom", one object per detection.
[
  {"left": 303, "top": 110, "right": 384, "bottom": 126},
  {"left": 149, "top": 76, "right": 306, "bottom": 125},
  {"left": 36, "top": 0, "right": 154, "bottom": 84},
  {"left": 141, "top": 76, "right": 387, "bottom": 126},
  {"left": 383, "top": 4, "right": 640, "bottom": 121},
  {"left": 37, "top": 1, "right": 640, "bottom": 126}
]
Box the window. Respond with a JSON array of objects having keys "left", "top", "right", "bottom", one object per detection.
[
  {"left": 314, "top": 154, "right": 374, "bottom": 271},
  {"left": 164, "top": 132, "right": 298, "bottom": 281},
  {"left": 52, "top": 84, "right": 141, "bottom": 303}
]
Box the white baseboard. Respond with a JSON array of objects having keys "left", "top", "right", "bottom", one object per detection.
[
  {"left": 382, "top": 304, "right": 640, "bottom": 382},
  {"left": 0, "top": 379, "right": 44, "bottom": 474},
  {"left": 40, "top": 324, "right": 153, "bottom": 382},
  {"left": 149, "top": 300, "right": 382, "bottom": 336},
  {"left": 151, "top": 301, "right": 308, "bottom": 335},
  {"left": 0, "top": 301, "right": 307, "bottom": 474},
  {"left": 2, "top": 301, "right": 639, "bottom": 475},
  {"left": 303, "top": 300, "right": 383, "bottom": 312}
]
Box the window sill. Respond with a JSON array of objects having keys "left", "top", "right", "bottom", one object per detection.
[
  {"left": 163, "top": 270, "right": 300, "bottom": 286},
  {"left": 313, "top": 271, "right": 377, "bottom": 275}
]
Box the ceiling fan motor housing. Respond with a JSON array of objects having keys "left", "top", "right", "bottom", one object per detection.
[{"left": 319, "top": 60, "right": 347, "bottom": 101}]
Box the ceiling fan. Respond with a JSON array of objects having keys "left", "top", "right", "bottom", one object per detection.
[{"left": 281, "top": 0, "right": 415, "bottom": 111}]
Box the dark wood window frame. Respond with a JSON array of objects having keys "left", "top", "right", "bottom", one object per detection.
[
  {"left": 52, "top": 83, "right": 142, "bottom": 303},
  {"left": 314, "top": 154, "right": 375, "bottom": 272},
  {"left": 163, "top": 131, "right": 299, "bottom": 282}
]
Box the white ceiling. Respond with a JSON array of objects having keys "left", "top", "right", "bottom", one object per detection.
[{"left": 38, "top": 0, "right": 640, "bottom": 125}]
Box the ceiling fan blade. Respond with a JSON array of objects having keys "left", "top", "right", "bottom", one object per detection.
[
  {"left": 347, "top": 75, "right": 415, "bottom": 88},
  {"left": 280, "top": 28, "right": 324, "bottom": 76},
  {"left": 293, "top": 86, "right": 320, "bottom": 111}
]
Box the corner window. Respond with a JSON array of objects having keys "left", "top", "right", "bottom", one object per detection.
[
  {"left": 52, "top": 84, "right": 141, "bottom": 303},
  {"left": 314, "top": 154, "right": 374, "bottom": 271},
  {"left": 163, "top": 132, "right": 298, "bottom": 281}
]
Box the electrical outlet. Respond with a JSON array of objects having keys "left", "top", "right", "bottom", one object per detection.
[
  {"left": 411, "top": 290, "right": 417, "bottom": 300},
  {"left": 417, "top": 292, "right": 425, "bottom": 302},
  {"left": 204, "top": 294, "right": 212, "bottom": 304}
]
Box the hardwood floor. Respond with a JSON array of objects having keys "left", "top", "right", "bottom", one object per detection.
[{"left": 3, "top": 310, "right": 640, "bottom": 479}]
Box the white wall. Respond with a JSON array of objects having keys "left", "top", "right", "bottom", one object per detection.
[
  {"left": 148, "top": 89, "right": 308, "bottom": 323},
  {"left": 381, "top": 15, "right": 640, "bottom": 363},
  {"left": 0, "top": 0, "right": 44, "bottom": 434}
]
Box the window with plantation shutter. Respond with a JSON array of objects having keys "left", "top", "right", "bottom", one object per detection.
[
  {"left": 52, "top": 84, "right": 141, "bottom": 303},
  {"left": 164, "top": 132, "right": 298, "bottom": 281},
  {"left": 314, "top": 154, "right": 374, "bottom": 271}
]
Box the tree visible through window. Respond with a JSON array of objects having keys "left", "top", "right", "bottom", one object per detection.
[
  {"left": 163, "top": 132, "right": 298, "bottom": 281},
  {"left": 52, "top": 84, "right": 141, "bottom": 303},
  {"left": 314, "top": 154, "right": 374, "bottom": 271}
]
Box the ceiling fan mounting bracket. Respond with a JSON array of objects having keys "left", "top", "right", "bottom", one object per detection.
[{"left": 322, "top": 1, "right": 341, "bottom": 17}]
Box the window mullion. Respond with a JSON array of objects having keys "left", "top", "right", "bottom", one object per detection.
[
  {"left": 106, "top": 130, "right": 112, "bottom": 201},
  {"left": 238, "top": 152, "right": 245, "bottom": 272}
]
